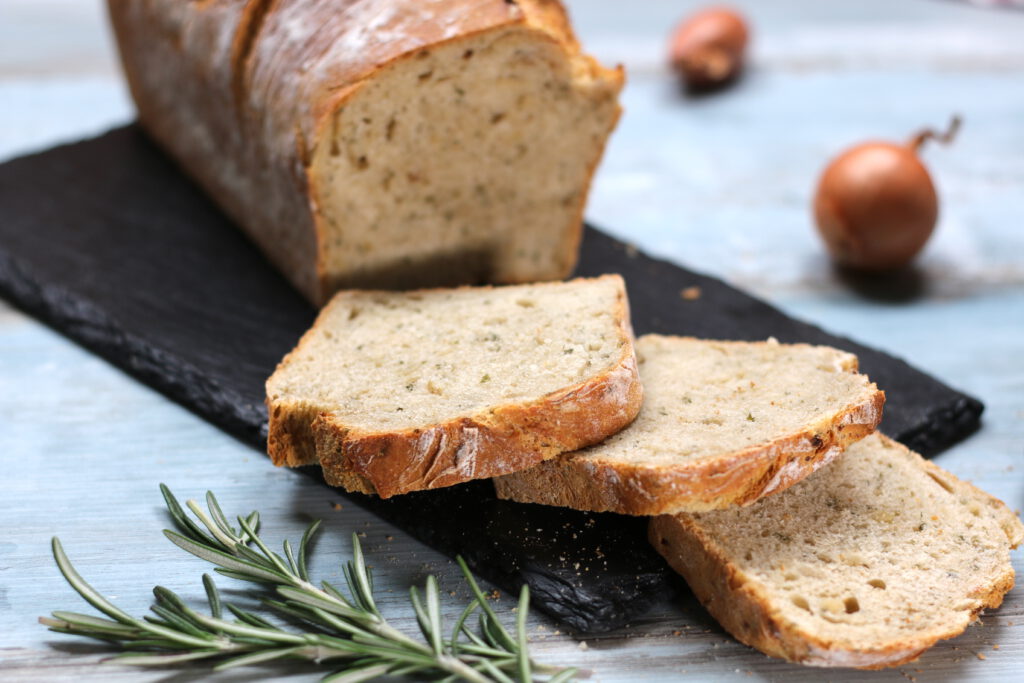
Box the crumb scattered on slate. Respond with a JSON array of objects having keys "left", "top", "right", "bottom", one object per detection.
[{"left": 681, "top": 286, "right": 702, "bottom": 300}]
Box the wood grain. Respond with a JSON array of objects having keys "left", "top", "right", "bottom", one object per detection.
[{"left": 2, "top": 0, "right": 1023, "bottom": 681}]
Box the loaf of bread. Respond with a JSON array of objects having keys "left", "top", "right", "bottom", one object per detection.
[
  {"left": 650, "top": 433, "right": 1023, "bottom": 668},
  {"left": 494, "top": 335, "right": 884, "bottom": 514},
  {"left": 266, "top": 275, "right": 642, "bottom": 497},
  {"left": 106, "top": 0, "right": 623, "bottom": 305}
]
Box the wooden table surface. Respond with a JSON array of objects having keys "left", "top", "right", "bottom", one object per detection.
[{"left": 2, "top": 1, "right": 1023, "bottom": 681}]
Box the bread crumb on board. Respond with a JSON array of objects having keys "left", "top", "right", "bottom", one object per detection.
[{"left": 680, "top": 286, "right": 702, "bottom": 300}]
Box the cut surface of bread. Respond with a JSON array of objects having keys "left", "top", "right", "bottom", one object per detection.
[
  {"left": 266, "top": 275, "right": 642, "bottom": 497},
  {"left": 650, "top": 433, "right": 1024, "bottom": 669},
  {"left": 108, "top": 0, "right": 622, "bottom": 305},
  {"left": 494, "top": 335, "right": 884, "bottom": 514},
  {"left": 310, "top": 19, "right": 622, "bottom": 296}
]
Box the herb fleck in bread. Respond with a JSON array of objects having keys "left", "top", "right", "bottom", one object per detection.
[
  {"left": 494, "top": 335, "right": 884, "bottom": 514},
  {"left": 266, "top": 275, "right": 642, "bottom": 497},
  {"left": 107, "top": 0, "right": 623, "bottom": 305},
  {"left": 650, "top": 433, "right": 1024, "bottom": 669}
]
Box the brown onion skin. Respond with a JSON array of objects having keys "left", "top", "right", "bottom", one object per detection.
[
  {"left": 669, "top": 7, "right": 749, "bottom": 90},
  {"left": 814, "top": 142, "right": 938, "bottom": 270}
]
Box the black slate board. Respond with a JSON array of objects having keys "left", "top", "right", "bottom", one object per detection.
[{"left": 0, "top": 126, "right": 982, "bottom": 633}]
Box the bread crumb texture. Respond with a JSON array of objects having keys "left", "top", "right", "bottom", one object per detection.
[
  {"left": 312, "top": 23, "right": 622, "bottom": 294},
  {"left": 652, "top": 433, "right": 1024, "bottom": 668},
  {"left": 266, "top": 275, "right": 642, "bottom": 496},
  {"left": 494, "top": 335, "right": 883, "bottom": 514},
  {"left": 270, "top": 277, "right": 626, "bottom": 430}
]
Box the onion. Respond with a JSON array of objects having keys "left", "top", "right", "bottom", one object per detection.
[
  {"left": 668, "top": 7, "right": 749, "bottom": 90},
  {"left": 813, "top": 117, "right": 961, "bottom": 270}
]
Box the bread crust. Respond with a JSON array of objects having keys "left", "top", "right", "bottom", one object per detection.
[
  {"left": 316, "top": 351, "right": 641, "bottom": 497},
  {"left": 649, "top": 434, "right": 1023, "bottom": 669},
  {"left": 493, "top": 341, "right": 885, "bottom": 515},
  {"left": 266, "top": 274, "right": 643, "bottom": 497},
  {"left": 107, "top": 0, "right": 622, "bottom": 305}
]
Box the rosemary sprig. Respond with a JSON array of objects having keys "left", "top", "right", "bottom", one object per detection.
[{"left": 40, "top": 484, "right": 578, "bottom": 683}]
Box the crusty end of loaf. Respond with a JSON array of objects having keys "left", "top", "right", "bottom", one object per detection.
[
  {"left": 314, "top": 346, "right": 642, "bottom": 498},
  {"left": 649, "top": 434, "right": 1022, "bottom": 669},
  {"left": 493, "top": 380, "right": 885, "bottom": 516}
]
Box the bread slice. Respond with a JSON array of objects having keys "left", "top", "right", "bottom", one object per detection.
[
  {"left": 266, "top": 275, "right": 642, "bottom": 498},
  {"left": 108, "top": 0, "right": 623, "bottom": 305},
  {"left": 494, "top": 335, "right": 884, "bottom": 514},
  {"left": 650, "top": 433, "right": 1023, "bottom": 669}
]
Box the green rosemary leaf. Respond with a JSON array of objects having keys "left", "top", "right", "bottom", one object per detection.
[
  {"left": 283, "top": 538, "right": 299, "bottom": 576},
  {"left": 212, "top": 645, "right": 305, "bottom": 671},
  {"left": 516, "top": 585, "right": 531, "bottom": 683},
  {"left": 236, "top": 514, "right": 293, "bottom": 578},
  {"left": 147, "top": 604, "right": 213, "bottom": 640},
  {"left": 450, "top": 598, "right": 480, "bottom": 654},
  {"left": 297, "top": 520, "right": 321, "bottom": 582},
  {"left": 408, "top": 585, "right": 430, "bottom": 643},
  {"left": 202, "top": 574, "right": 222, "bottom": 620},
  {"left": 186, "top": 612, "right": 306, "bottom": 645},
  {"left": 476, "top": 658, "right": 516, "bottom": 683},
  {"left": 243, "top": 511, "right": 261, "bottom": 542},
  {"left": 346, "top": 534, "right": 378, "bottom": 616},
  {"left": 213, "top": 568, "right": 284, "bottom": 584},
  {"left": 275, "top": 586, "right": 371, "bottom": 623},
  {"left": 320, "top": 579, "right": 353, "bottom": 607},
  {"left": 321, "top": 661, "right": 394, "bottom": 683},
  {"left": 48, "top": 611, "right": 138, "bottom": 634},
  {"left": 450, "top": 643, "right": 517, "bottom": 659},
  {"left": 205, "top": 490, "right": 238, "bottom": 539},
  {"left": 159, "top": 484, "right": 220, "bottom": 549},
  {"left": 106, "top": 650, "right": 226, "bottom": 666},
  {"left": 51, "top": 538, "right": 137, "bottom": 625},
  {"left": 457, "top": 557, "right": 517, "bottom": 653},
  {"left": 187, "top": 499, "right": 239, "bottom": 549},
  {"left": 163, "top": 530, "right": 287, "bottom": 583},
  {"left": 425, "top": 576, "right": 444, "bottom": 656},
  {"left": 548, "top": 667, "right": 581, "bottom": 683},
  {"left": 233, "top": 541, "right": 277, "bottom": 567},
  {"left": 224, "top": 602, "right": 277, "bottom": 630}
]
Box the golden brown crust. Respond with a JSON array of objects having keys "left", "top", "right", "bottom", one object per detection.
[
  {"left": 315, "top": 353, "right": 641, "bottom": 498},
  {"left": 266, "top": 275, "right": 643, "bottom": 497},
  {"left": 648, "top": 434, "right": 1021, "bottom": 669},
  {"left": 493, "top": 367, "right": 885, "bottom": 516}
]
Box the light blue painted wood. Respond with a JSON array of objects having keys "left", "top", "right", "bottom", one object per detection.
[{"left": 2, "top": 0, "right": 1023, "bottom": 680}]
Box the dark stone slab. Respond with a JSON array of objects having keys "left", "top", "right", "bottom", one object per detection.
[{"left": 0, "top": 126, "right": 982, "bottom": 633}]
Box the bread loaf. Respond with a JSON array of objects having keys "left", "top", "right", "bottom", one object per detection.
[
  {"left": 106, "top": 0, "right": 623, "bottom": 305},
  {"left": 494, "top": 335, "right": 884, "bottom": 514},
  {"left": 266, "top": 275, "right": 642, "bottom": 497},
  {"left": 650, "top": 433, "right": 1023, "bottom": 668}
]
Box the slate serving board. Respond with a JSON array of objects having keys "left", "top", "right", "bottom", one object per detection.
[{"left": 0, "top": 126, "right": 983, "bottom": 633}]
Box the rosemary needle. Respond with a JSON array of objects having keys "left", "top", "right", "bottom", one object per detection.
[{"left": 41, "top": 484, "right": 579, "bottom": 683}]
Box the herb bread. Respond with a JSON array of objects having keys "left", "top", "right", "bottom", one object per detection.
[
  {"left": 107, "top": 0, "right": 623, "bottom": 305},
  {"left": 650, "top": 433, "right": 1024, "bottom": 668},
  {"left": 266, "top": 275, "right": 642, "bottom": 497},
  {"left": 494, "top": 335, "right": 884, "bottom": 515}
]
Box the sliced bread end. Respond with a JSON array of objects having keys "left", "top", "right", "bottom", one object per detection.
[{"left": 650, "top": 433, "right": 1023, "bottom": 669}]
